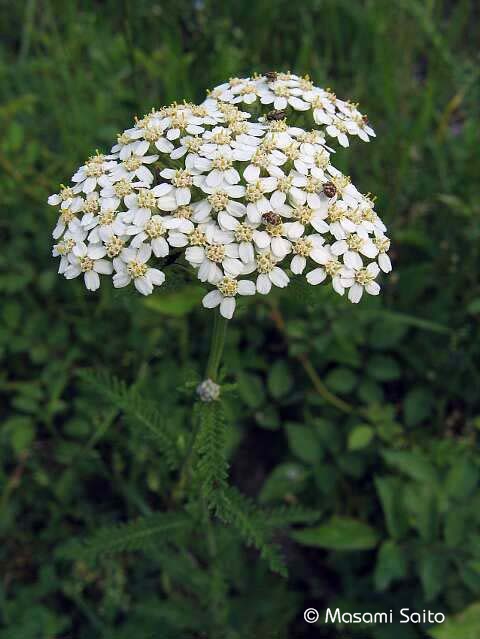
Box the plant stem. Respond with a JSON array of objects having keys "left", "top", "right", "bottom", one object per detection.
[
  {"left": 205, "top": 313, "right": 228, "bottom": 381},
  {"left": 171, "top": 313, "right": 228, "bottom": 503}
]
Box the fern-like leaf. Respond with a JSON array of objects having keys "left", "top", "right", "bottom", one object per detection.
[
  {"left": 78, "top": 369, "right": 180, "bottom": 469},
  {"left": 194, "top": 402, "right": 229, "bottom": 507},
  {"left": 216, "top": 487, "right": 287, "bottom": 577},
  {"left": 264, "top": 505, "right": 322, "bottom": 528},
  {"left": 57, "top": 513, "right": 191, "bottom": 562}
]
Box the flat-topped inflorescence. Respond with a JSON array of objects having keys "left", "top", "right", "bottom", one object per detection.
[{"left": 49, "top": 74, "right": 391, "bottom": 319}]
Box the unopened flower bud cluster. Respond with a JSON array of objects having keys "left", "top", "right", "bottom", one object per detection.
[{"left": 49, "top": 72, "right": 391, "bottom": 319}]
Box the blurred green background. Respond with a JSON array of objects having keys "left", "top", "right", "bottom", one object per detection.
[{"left": 1, "top": 1, "right": 479, "bottom": 638}]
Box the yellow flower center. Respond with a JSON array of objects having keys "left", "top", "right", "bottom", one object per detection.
[
  {"left": 137, "top": 189, "right": 157, "bottom": 209},
  {"left": 231, "top": 223, "right": 252, "bottom": 243},
  {"left": 293, "top": 238, "right": 313, "bottom": 256},
  {"left": 325, "top": 259, "right": 342, "bottom": 276},
  {"left": 189, "top": 229, "right": 207, "bottom": 246},
  {"left": 79, "top": 256, "right": 94, "bottom": 272},
  {"left": 256, "top": 253, "right": 275, "bottom": 273},
  {"left": 218, "top": 277, "right": 238, "bottom": 297},
  {"left": 145, "top": 219, "right": 165, "bottom": 239},
  {"left": 246, "top": 182, "right": 264, "bottom": 202},
  {"left": 346, "top": 234, "right": 363, "bottom": 251},
  {"left": 355, "top": 268, "right": 375, "bottom": 285},
  {"left": 60, "top": 209, "right": 76, "bottom": 224},
  {"left": 206, "top": 244, "right": 226, "bottom": 263},
  {"left": 106, "top": 235, "right": 124, "bottom": 257},
  {"left": 143, "top": 126, "right": 163, "bottom": 142},
  {"left": 55, "top": 239, "right": 75, "bottom": 255},
  {"left": 207, "top": 190, "right": 230, "bottom": 212},
  {"left": 128, "top": 259, "right": 148, "bottom": 278},
  {"left": 293, "top": 205, "right": 313, "bottom": 224},
  {"left": 172, "top": 169, "right": 193, "bottom": 188},
  {"left": 99, "top": 210, "right": 116, "bottom": 226},
  {"left": 175, "top": 205, "right": 193, "bottom": 219},
  {"left": 212, "top": 156, "right": 232, "bottom": 171},
  {"left": 114, "top": 180, "right": 133, "bottom": 197}
]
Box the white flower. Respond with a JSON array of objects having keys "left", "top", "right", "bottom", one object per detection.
[
  {"left": 64, "top": 242, "right": 113, "bottom": 291},
  {"left": 244, "top": 177, "right": 277, "bottom": 223},
  {"left": 290, "top": 234, "right": 325, "bottom": 274},
  {"left": 289, "top": 203, "right": 330, "bottom": 236},
  {"left": 259, "top": 79, "right": 310, "bottom": 111},
  {"left": 109, "top": 142, "right": 158, "bottom": 184},
  {"left": 113, "top": 244, "right": 165, "bottom": 295},
  {"left": 326, "top": 117, "right": 350, "bottom": 147},
  {"left": 51, "top": 74, "right": 390, "bottom": 312},
  {"left": 48, "top": 185, "right": 77, "bottom": 208},
  {"left": 156, "top": 168, "right": 203, "bottom": 209},
  {"left": 289, "top": 172, "right": 325, "bottom": 209},
  {"left": 202, "top": 276, "right": 256, "bottom": 319},
  {"left": 194, "top": 151, "right": 241, "bottom": 187},
  {"left": 303, "top": 90, "right": 336, "bottom": 125},
  {"left": 52, "top": 236, "right": 77, "bottom": 274},
  {"left": 341, "top": 262, "right": 381, "bottom": 303},
  {"left": 305, "top": 245, "right": 354, "bottom": 296},
  {"left": 185, "top": 240, "right": 243, "bottom": 284},
  {"left": 373, "top": 235, "right": 392, "bottom": 273},
  {"left": 193, "top": 183, "right": 246, "bottom": 222},
  {"left": 71, "top": 155, "right": 115, "bottom": 194},
  {"left": 161, "top": 107, "right": 205, "bottom": 141},
  {"left": 331, "top": 233, "right": 378, "bottom": 270},
  {"left": 127, "top": 214, "right": 173, "bottom": 257},
  {"left": 253, "top": 251, "right": 290, "bottom": 294},
  {"left": 52, "top": 197, "right": 84, "bottom": 239}
]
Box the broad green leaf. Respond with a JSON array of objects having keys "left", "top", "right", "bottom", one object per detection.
[
  {"left": 325, "top": 367, "right": 357, "bottom": 393},
  {"left": 348, "top": 425, "right": 374, "bottom": 451},
  {"left": 236, "top": 371, "right": 265, "bottom": 409},
  {"left": 375, "top": 476, "right": 409, "bottom": 539},
  {"left": 374, "top": 540, "right": 407, "bottom": 590},
  {"left": 418, "top": 553, "right": 447, "bottom": 601},
  {"left": 286, "top": 423, "right": 322, "bottom": 464},
  {"left": 382, "top": 450, "right": 438, "bottom": 484},
  {"left": 267, "top": 360, "right": 293, "bottom": 399},
  {"left": 367, "top": 355, "right": 401, "bottom": 381},
  {"left": 429, "top": 603, "right": 480, "bottom": 639},
  {"left": 404, "top": 388, "right": 434, "bottom": 426},
  {"left": 445, "top": 461, "right": 479, "bottom": 500},
  {"left": 259, "top": 463, "right": 308, "bottom": 503},
  {"left": 291, "top": 516, "right": 379, "bottom": 550}
]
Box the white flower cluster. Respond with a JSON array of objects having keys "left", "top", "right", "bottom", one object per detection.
[{"left": 49, "top": 72, "right": 391, "bottom": 319}]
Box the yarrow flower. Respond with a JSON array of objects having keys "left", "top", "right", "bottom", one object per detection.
[{"left": 49, "top": 72, "right": 392, "bottom": 318}]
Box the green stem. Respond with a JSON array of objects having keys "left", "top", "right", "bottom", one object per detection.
[
  {"left": 171, "top": 313, "right": 228, "bottom": 503},
  {"left": 205, "top": 313, "right": 228, "bottom": 382}
]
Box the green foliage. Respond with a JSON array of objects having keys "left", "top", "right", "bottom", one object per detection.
[
  {"left": 291, "top": 516, "right": 379, "bottom": 551},
  {"left": 57, "top": 513, "right": 192, "bottom": 562},
  {"left": 1, "top": 0, "right": 479, "bottom": 637},
  {"left": 195, "top": 401, "right": 229, "bottom": 506},
  {"left": 79, "top": 369, "right": 181, "bottom": 470}
]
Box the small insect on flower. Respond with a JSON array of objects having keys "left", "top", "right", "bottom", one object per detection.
[
  {"left": 323, "top": 182, "right": 337, "bottom": 198},
  {"left": 266, "top": 109, "right": 287, "bottom": 121},
  {"left": 262, "top": 212, "right": 282, "bottom": 226},
  {"left": 49, "top": 71, "right": 391, "bottom": 319}
]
